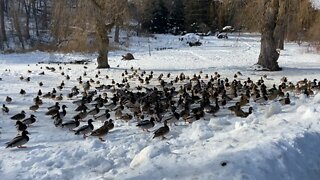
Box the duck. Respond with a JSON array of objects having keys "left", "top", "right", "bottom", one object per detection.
[
  {"left": 20, "top": 89, "right": 26, "bottom": 95},
  {"left": 90, "top": 121, "right": 109, "bottom": 141},
  {"left": 5, "top": 96, "right": 12, "bottom": 103},
  {"left": 52, "top": 105, "right": 67, "bottom": 119},
  {"left": 137, "top": 117, "right": 155, "bottom": 132},
  {"left": 115, "top": 108, "right": 123, "bottom": 120},
  {"left": 87, "top": 105, "right": 100, "bottom": 116},
  {"left": 75, "top": 119, "right": 94, "bottom": 138},
  {"left": 62, "top": 116, "right": 81, "bottom": 131},
  {"left": 2, "top": 104, "right": 9, "bottom": 113},
  {"left": 153, "top": 120, "right": 169, "bottom": 139},
  {"left": 16, "top": 120, "right": 27, "bottom": 133},
  {"left": 53, "top": 113, "right": 63, "bottom": 127},
  {"left": 22, "top": 114, "right": 36, "bottom": 126},
  {"left": 74, "top": 108, "right": 88, "bottom": 120},
  {"left": 46, "top": 102, "right": 60, "bottom": 111},
  {"left": 10, "top": 110, "right": 26, "bottom": 120},
  {"left": 121, "top": 113, "right": 133, "bottom": 122},
  {"left": 75, "top": 103, "right": 88, "bottom": 112},
  {"left": 83, "top": 81, "right": 91, "bottom": 92},
  {"left": 162, "top": 112, "right": 180, "bottom": 125},
  {"left": 107, "top": 119, "right": 114, "bottom": 130},
  {"left": 5, "top": 130, "right": 30, "bottom": 148},
  {"left": 234, "top": 107, "right": 253, "bottom": 118},
  {"left": 55, "top": 94, "right": 63, "bottom": 101},
  {"left": 254, "top": 94, "right": 268, "bottom": 104},
  {"left": 93, "top": 109, "right": 110, "bottom": 121},
  {"left": 279, "top": 93, "right": 290, "bottom": 105},
  {"left": 184, "top": 113, "right": 201, "bottom": 124},
  {"left": 29, "top": 104, "right": 39, "bottom": 112}
]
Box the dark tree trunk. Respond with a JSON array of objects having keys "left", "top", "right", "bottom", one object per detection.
[
  {"left": 90, "top": 0, "right": 114, "bottom": 69},
  {"left": 31, "top": 0, "right": 39, "bottom": 37},
  {"left": 0, "top": 0, "right": 6, "bottom": 48},
  {"left": 257, "top": 0, "right": 281, "bottom": 71},
  {"left": 12, "top": 2, "right": 25, "bottom": 49},
  {"left": 95, "top": 18, "right": 110, "bottom": 69},
  {"left": 114, "top": 24, "right": 120, "bottom": 43},
  {"left": 23, "top": 0, "right": 31, "bottom": 40},
  {"left": 274, "top": 0, "right": 288, "bottom": 50}
]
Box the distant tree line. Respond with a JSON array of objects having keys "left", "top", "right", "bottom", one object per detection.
[{"left": 0, "top": 0, "right": 319, "bottom": 53}]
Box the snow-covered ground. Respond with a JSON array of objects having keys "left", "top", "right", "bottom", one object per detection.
[
  {"left": 312, "top": 0, "right": 320, "bottom": 9},
  {"left": 0, "top": 33, "right": 320, "bottom": 180}
]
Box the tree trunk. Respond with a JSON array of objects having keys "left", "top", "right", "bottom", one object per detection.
[
  {"left": 12, "top": 2, "right": 25, "bottom": 49},
  {"left": 257, "top": 0, "right": 281, "bottom": 71},
  {"left": 31, "top": 0, "right": 39, "bottom": 37},
  {"left": 274, "top": 0, "right": 288, "bottom": 50},
  {"left": 95, "top": 18, "right": 110, "bottom": 69},
  {"left": 23, "top": 0, "right": 31, "bottom": 40},
  {"left": 90, "top": 0, "right": 115, "bottom": 69},
  {"left": 114, "top": 24, "right": 120, "bottom": 43},
  {"left": 0, "top": 0, "right": 7, "bottom": 48}
]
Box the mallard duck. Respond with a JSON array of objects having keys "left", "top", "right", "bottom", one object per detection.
[
  {"left": 22, "top": 114, "right": 36, "bottom": 126},
  {"left": 74, "top": 108, "right": 88, "bottom": 120},
  {"left": 6, "top": 130, "right": 30, "bottom": 148},
  {"left": 279, "top": 93, "right": 290, "bottom": 105},
  {"left": 153, "top": 120, "right": 169, "bottom": 139},
  {"left": 234, "top": 107, "right": 253, "bottom": 118},
  {"left": 48, "top": 102, "right": 60, "bottom": 111},
  {"left": 90, "top": 121, "right": 109, "bottom": 141},
  {"left": 6, "top": 96, "right": 12, "bottom": 103},
  {"left": 53, "top": 114, "right": 63, "bottom": 127},
  {"left": 10, "top": 111, "right": 26, "bottom": 120},
  {"left": 55, "top": 94, "right": 63, "bottom": 101},
  {"left": 52, "top": 105, "right": 67, "bottom": 119},
  {"left": 115, "top": 108, "right": 123, "bottom": 120},
  {"left": 87, "top": 105, "right": 100, "bottom": 116},
  {"left": 2, "top": 104, "right": 9, "bottom": 113},
  {"left": 20, "top": 89, "right": 26, "bottom": 95},
  {"left": 121, "top": 113, "right": 133, "bottom": 122},
  {"left": 107, "top": 119, "right": 114, "bottom": 130},
  {"left": 94, "top": 110, "right": 110, "bottom": 122},
  {"left": 137, "top": 117, "right": 155, "bottom": 132},
  {"left": 62, "top": 116, "right": 80, "bottom": 131},
  {"left": 163, "top": 112, "right": 180, "bottom": 125},
  {"left": 75, "top": 119, "right": 94, "bottom": 138},
  {"left": 29, "top": 104, "right": 39, "bottom": 112},
  {"left": 16, "top": 120, "right": 27, "bottom": 132},
  {"left": 184, "top": 113, "right": 201, "bottom": 124}
]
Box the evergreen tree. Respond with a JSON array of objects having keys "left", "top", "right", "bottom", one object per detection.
[
  {"left": 150, "top": 0, "right": 169, "bottom": 33},
  {"left": 141, "top": 0, "right": 169, "bottom": 34},
  {"left": 184, "top": 0, "right": 211, "bottom": 32},
  {"left": 168, "top": 0, "right": 185, "bottom": 34}
]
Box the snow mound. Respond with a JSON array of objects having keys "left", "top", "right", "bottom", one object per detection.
[
  {"left": 189, "top": 120, "right": 214, "bottom": 141},
  {"left": 180, "top": 33, "right": 200, "bottom": 44},
  {"left": 265, "top": 102, "right": 282, "bottom": 118},
  {"left": 313, "top": 93, "right": 320, "bottom": 103},
  {"left": 130, "top": 144, "right": 169, "bottom": 169}
]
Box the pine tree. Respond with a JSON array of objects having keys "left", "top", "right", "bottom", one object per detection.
[
  {"left": 150, "top": 0, "right": 169, "bottom": 33},
  {"left": 184, "top": 0, "right": 211, "bottom": 32},
  {"left": 168, "top": 0, "right": 185, "bottom": 35}
]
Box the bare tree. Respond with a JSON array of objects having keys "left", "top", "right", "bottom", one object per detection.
[
  {"left": 89, "top": 0, "right": 127, "bottom": 68},
  {"left": 257, "top": 0, "right": 281, "bottom": 71},
  {"left": 0, "top": 0, "right": 7, "bottom": 48},
  {"left": 274, "top": 0, "right": 289, "bottom": 50}
]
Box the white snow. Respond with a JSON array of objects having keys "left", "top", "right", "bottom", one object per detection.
[
  {"left": 0, "top": 33, "right": 320, "bottom": 179},
  {"left": 312, "top": 0, "right": 320, "bottom": 9}
]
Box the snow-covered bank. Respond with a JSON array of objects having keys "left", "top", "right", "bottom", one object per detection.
[{"left": 1, "top": 34, "right": 320, "bottom": 180}]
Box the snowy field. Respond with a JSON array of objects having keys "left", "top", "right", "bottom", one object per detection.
[{"left": 0, "top": 34, "right": 320, "bottom": 180}]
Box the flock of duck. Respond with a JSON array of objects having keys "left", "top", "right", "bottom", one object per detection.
[{"left": 1, "top": 62, "right": 320, "bottom": 149}]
